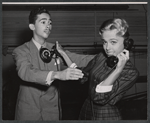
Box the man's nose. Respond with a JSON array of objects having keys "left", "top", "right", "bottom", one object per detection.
[
  {"left": 47, "top": 24, "right": 50, "bottom": 28},
  {"left": 47, "top": 24, "right": 52, "bottom": 29}
]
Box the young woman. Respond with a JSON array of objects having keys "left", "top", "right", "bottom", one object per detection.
[{"left": 57, "top": 18, "right": 139, "bottom": 120}]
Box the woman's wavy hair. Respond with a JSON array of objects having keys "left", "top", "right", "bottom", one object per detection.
[
  {"left": 29, "top": 7, "right": 51, "bottom": 24},
  {"left": 99, "top": 18, "right": 130, "bottom": 40}
]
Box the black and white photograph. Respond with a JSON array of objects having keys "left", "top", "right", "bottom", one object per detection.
[{"left": 2, "top": 2, "right": 148, "bottom": 121}]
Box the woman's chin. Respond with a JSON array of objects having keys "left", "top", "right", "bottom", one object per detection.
[{"left": 107, "top": 54, "right": 114, "bottom": 57}]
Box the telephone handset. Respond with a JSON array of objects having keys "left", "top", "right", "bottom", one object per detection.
[
  {"left": 39, "top": 43, "right": 61, "bottom": 63},
  {"left": 106, "top": 38, "right": 134, "bottom": 68}
]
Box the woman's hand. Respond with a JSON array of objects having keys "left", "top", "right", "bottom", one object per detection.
[
  {"left": 56, "top": 41, "right": 73, "bottom": 67},
  {"left": 56, "top": 41, "right": 66, "bottom": 55},
  {"left": 116, "top": 49, "right": 129, "bottom": 70}
]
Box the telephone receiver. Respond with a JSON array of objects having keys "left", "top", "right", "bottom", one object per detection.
[
  {"left": 106, "top": 38, "right": 134, "bottom": 68},
  {"left": 39, "top": 42, "right": 61, "bottom": 63}
]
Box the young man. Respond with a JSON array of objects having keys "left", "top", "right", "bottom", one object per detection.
[{"left": 13, "top": 7, "right": 95, "bottom": 120}]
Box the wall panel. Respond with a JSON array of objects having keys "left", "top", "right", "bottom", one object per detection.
[{"left": 3, "top": 10, "right": 147, "bottom": 46}]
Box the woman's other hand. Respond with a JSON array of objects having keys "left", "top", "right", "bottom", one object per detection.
[{"left": 116, "top": 49, "right": 129, "bottom": 70}]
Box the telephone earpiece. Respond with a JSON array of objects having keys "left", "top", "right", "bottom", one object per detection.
[
  {"left": 124, "top": 38, "right": 134, "bottom": 51},
  {"left": 39, "top": 47, "right": 54, "bottom": 63},
  {"left": 39, "top": 43, "right": 62, "bottom": 63},
  {"left": 107, "top": 38, "right": 134, "bottom": 68}
]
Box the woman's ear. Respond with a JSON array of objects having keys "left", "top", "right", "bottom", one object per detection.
[{"left": 29, "top": 24, "right": 35, "bottom": 30}]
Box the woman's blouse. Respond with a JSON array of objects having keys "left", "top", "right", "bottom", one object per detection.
[{"left": 83, "top": 52, "right": 139, "bottom": 106}]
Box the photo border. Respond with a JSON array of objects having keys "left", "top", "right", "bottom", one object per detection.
[{"left": 1, "top": 0, "right": 149, "bottom": 123}]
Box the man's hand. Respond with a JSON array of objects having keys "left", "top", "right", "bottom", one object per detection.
[{"left": 52, "top": 67, "right": 84, "bottom": 80}]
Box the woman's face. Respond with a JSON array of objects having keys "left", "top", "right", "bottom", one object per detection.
[{"left": 101, "top": 29, "right": 124, "bottom": 57}]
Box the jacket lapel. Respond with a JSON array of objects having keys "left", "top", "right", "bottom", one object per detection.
[{"left": 29, "top": 40, "right": 46, "bottom": 69}]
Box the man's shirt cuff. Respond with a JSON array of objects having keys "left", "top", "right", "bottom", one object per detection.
[
  {"left": 95, "top": 81, "right": 113, "bottom": 93},
  {"left": 46, "top": 71, "right": 54, "bottom": 85},
  {"left": 70, "top": 63, "right": 77, "bottom": 68}
]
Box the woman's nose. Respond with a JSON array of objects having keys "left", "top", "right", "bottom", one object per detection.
[{"left": 106, "top": 43, "right": 111, "bottom": 50}]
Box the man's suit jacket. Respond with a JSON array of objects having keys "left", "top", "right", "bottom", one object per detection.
[{"left": 13, "top": 40, "right": 61, "bottom": 120}]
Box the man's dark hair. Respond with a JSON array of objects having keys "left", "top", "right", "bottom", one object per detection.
[{"left": 29, "top": 7, "right": 51, "bottom": 24}]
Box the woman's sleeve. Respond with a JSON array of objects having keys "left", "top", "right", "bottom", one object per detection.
[
  {"left": 91, "top": 65, "right": 139, "bottom": 105},
  {"left": 79, "top": 54, "right": 100, "bottom": 84},
  {"left": 13, "top": 47, "right": 50, "bottom": 85},
  {"left": 65, "top": 50, "right": 96, "bottom": 67}
]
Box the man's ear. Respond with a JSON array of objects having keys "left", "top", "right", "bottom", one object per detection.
[{"left": 29, "top": 24, "right": 35, "bottom": 30}]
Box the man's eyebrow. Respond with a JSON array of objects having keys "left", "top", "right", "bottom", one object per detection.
[
  {"left": 39, "top": 18, "right": 47, "bottom": 22},
  {"left": 39, "top": 18, "right": 52, "bottom": 22}
]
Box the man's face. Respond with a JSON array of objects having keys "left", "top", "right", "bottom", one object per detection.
[
  {"left": 33, "top": 13, "right": 52, "bottom": 40},
  {"left": 101, "top": 29, "right": 124, "bottom": 57}
]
